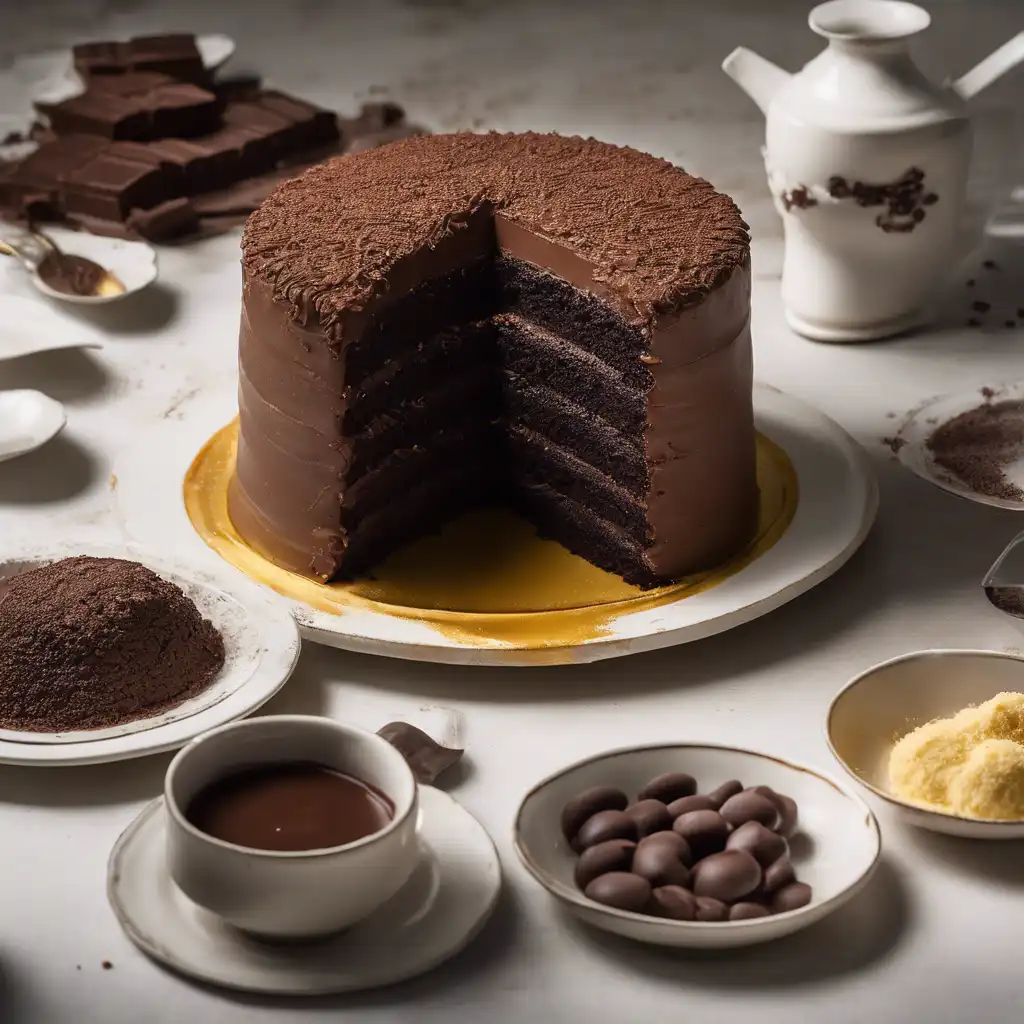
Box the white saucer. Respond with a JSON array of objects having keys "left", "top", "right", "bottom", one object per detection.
[
  {"left": 0, "top": 390, "right": 65, "bottom": 462},
  {"left": 108, "top": 786, "right": 501, "bottom": 995},
  {"left": 894, "top": 381, "right": 1024, "bottom": 510},
  {"left": 0, "top": 541, "right": 300, "bottom": 765},
  {"left": 0, "top": 295, "right": 103, "bottom": 362},
  {"left": 113, "top": 383, "right": 877, "bottom": 666}
]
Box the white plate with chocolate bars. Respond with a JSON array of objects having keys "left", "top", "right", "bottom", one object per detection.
[
  {"left": 0, "top": 541, "right": 300, "bottom": 766},
  {"left": 20, "top": 33, "right": 235, "bottom": 107},
  {"left": 112, "top": 383, "right": 877, "bottom": 666}
]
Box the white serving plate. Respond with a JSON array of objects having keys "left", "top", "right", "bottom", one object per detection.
[
  {"left": 0, "top": 294, "right": 103, "bottom": 361},
  {"left": 112, "top": 383, "right": 877, "bottom": 666},
  {"left": 0, "top": 542, "right": 300, "bottom": 765},
  {"left": 0, "top": 390, "right": 65, "bottom": 462},
  {"left": 514, "top": 743, "right": 881, "bottom": 949},
  {"left": 828, "top": 649, "right": 1024, "bottom": 839},
  {"left": 894, "top": 381, "right": 1024, "bottom": 510}
]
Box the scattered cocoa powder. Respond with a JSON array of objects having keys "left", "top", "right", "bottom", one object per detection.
[
  {"left": 926, "top": 400, "right": 1024, "bottom": 501},
  {"left": 882, "top": 435, "right": 906, "bottom": 454},
  {"left": 0, "top": 557, "right": 225, "bottom": 732}
]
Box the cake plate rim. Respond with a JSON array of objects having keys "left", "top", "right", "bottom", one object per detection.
[{"left": 112, "top": 382, "right": 877, "bottom": 667}]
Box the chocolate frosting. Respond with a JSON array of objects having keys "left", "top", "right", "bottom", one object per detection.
[{"left": 233, "top": 132, "right": 757, "bottom": 584}]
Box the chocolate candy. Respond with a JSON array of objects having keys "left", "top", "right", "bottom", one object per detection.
[
  {"left": 652, "top": 885, "right": 696, "bottom": 920},
  {"left": 562, "top": 772, "right": 812, "bottom": 924},
  {"left": 707, "top": 779, "right": 744, "bottom": 807},
  {"left": 726, "top": 821, "right": 788, "bottom": 867},
  {"left": 771, "top": 881, "right": 813, "bottom": 914},
  {"left": 376, "top": 721, "right": 463, "bottom": 785},
  {"left": 632, "top": 833, "right": 692, "bottom": 887},
  {"left": 626, "top": 799, "right": 673, "bottom": 838},
  {"left": 666, "top": 794, "right": 718, "bottom": 817},
  {"left": 575, "top": 839, "right": 636, "bottom": 890},
  {"left": 672, "top": 809, "right": 729, "bottom": 857},
  {"left": 74, "top": 34, "right": 208, "bottom": 84},
  {"left": 637, "top": 772, "right": 697, "bottom": 804},
  {"left": 584, "top": 872, "right": 651, "bottom": 912},
  {"left": 719, "top": 790, "right": 781, "bottom": 830},
  {"left": 560, "top": 786, "right": 628, "bottom": 844},
  {"left": 692, "top": 850, "right": 762, "bottom": 903},
  {"left": 762, "top": 856, "right": 796, "bottom": 894},
  {"left": 754, "top": 786, "right": 799, "bottom": 837},
  {"left": 694, "top": 896, "right": 729, "bottom": 922},
  {"left": 576, "top": 809, "right": 637, "bottom": 851},
  {"left": 730, "top": 902, "right": 771, "bottom": 921}
]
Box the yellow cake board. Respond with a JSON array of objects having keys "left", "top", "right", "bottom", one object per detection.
[{"left": 184, "top": 421, "right": 798, "bottom": 650}]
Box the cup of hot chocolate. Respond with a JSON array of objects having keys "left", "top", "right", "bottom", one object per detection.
[{"left": 163, "top": 715, "right": 420, "bottom": 939}]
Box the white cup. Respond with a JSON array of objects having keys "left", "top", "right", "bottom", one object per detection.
[{"left": 164, "top": 715, "right": 420, "bottom": 939}]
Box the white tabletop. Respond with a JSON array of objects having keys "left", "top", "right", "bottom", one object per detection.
[{"left": 2, "top": 1, "right": 1024, "bottom": 1021}]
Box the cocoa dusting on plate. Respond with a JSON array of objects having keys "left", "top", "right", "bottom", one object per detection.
[
  {"left": 926, "top": 400, "right": 1024, "bottom": 501},
  {"left": 986, "top": 587, "right": 1024, "bottom": 619},
  {"left": 0, "top": 556, "right": 225, "bottom": 732}
]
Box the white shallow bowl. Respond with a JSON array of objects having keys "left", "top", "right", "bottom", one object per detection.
[
  {"left": 0, "top": 390, "right": 65, "bottom": 462},
  {"left": 514, "top": 743, "right": 881, "bottom": 949},
  {"left": 0, "top": 541, "right": 301, "bottom": 765},
  {"left": 828, "top": 649, "right": 1024, "bottom": 839},
  {"left": 0, "top": 294, "right": 103, "bottom": 361}
]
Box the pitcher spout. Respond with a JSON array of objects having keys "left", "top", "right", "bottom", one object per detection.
[
  {"left": 953, "top": 31, "right": 1024, "bottom": 101},
  {"left": 722, "top": 47, "right": 791, "bottom": 115}
]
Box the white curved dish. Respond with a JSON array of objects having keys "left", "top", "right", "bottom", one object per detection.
[
  {"left": 894, "top": 382, "right": 1024, "bottom": 510},
  {"left": 0, "top": 295, "right": 103, "bottom": 361},
  {"left": 27, "top": 34, "right": 236, "bottom": 107},
  {"left": 113, "top": 384, "right": 877, "bottom": 666},
  {"left": 0, "top": 390, "right": 66, "bottom": 462},
  {"left": 514, "top": 742, "right": 881, "bottom": 949},
  {"left": 108, "top": 786, "right": 500, "bottom": 994},
  {"left": 0, "top": 541, "right": 300, "bottom": 765},
  {"left": 827, "top": 649, "right": 1024, "bottom": 839}
]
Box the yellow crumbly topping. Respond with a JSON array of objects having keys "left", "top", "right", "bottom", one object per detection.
[{"left": 888, "top": 691, "right": 1024, "bottom": 819}]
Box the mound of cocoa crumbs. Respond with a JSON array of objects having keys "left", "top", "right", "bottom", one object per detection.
[
  {"left": 0, "top": 556, "right": 225, "bottom": 732},
  {"left": 926, "top": 399, "right": 1024, "bottom": 501}
]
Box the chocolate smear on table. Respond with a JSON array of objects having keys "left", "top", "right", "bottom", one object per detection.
[
  {"left": 377, "top": 722, "right": 464, "bottom": 784},
  {"left": 926, "top": 400, "right": 1024, "bottom": 501},
  {"left": 0, "top": 556, "right": 224, "bottom": 732},
  {"left": 36, "top": 252, "right": 109, "bottom": 296}
]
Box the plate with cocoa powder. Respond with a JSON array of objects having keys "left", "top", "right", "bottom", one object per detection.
[
  {"left": 0, "top": 543, "right": 300, "bottom": 765},
  {"left": 893, "top": 383, "right": 1024, "bottom": 510}
]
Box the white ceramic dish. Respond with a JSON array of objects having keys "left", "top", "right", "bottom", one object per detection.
[
  {"left": 112, "top": 383, "right": 878, "bottom": 666},
  {"left": 0, "top": 390, "right": 66, "bottom": 462},
  {"left": 893, "top": 382, "right": 1024, "bottom": 510},
  {"left": 108, "top": 786, "right": 501, "bottom": 995},
  {"left": 0, "top": 542, "right": 300, "bottom": 765},
  {"left": 11, "top": 227, "right": 158, "bottom": 305},
  {"left": 27, "top": 34, "right": 236, "bottom": 107},
  {"left": 827, "top": 649, "right": 1024, "bottom": 838},
  {"left": 0, "top": 295, "right": 103, "bottom": 361},
  {"left": 514, "top": 743, "right": 881, "bottom": 949}
]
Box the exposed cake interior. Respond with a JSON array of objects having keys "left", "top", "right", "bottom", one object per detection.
[{"left": 231, "top": 133, "right": 757, "bottom": 590}]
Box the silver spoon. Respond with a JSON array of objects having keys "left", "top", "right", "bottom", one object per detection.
[{"left": 0, "top": 225, "right": 126, "bottom": 302}]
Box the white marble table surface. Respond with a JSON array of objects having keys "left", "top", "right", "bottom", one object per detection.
[{"left": 1, "top": 1, "right": 1024, "bottom": 1021}]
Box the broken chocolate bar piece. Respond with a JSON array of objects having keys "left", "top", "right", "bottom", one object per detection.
[
  {"left": 377, "top": 722, "right": 464, "bottom": 785},
  {"left": 0, "top": 134, "right": 107, "bottom": 218},
  {"left": 73, "top": 34, "right": 207, "bottom": 83},
  {"left": 45, "top": 73, "right": 221, "bottom": 141},
  {"left": 127, "top": 196, "right": 198, "bottom": 240},
  {"left": 62, "top": 150, "right": 171, "bottom": 220}
]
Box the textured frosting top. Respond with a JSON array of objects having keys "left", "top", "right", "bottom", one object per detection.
[{"left": 242, "top": 132, "right": 749, "bottom": 329}]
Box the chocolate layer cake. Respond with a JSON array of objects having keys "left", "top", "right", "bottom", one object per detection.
[{"left": 232, "top": 132, "right": 757, "bottom": 588}]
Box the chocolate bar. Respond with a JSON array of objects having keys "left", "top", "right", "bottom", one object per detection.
[
  {"left": 73, "top": 34, "right": 207, "bottom": 83},
  {"left": 45, "top": 73, "right": 221, "bottom": 141},
  {"left": 62, "top": 150, "right": 170, "bottom": 220}
]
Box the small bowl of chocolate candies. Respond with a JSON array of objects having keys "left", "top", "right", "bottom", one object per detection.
[{"left": 514, "top": 743, "right": 880, "bottom": 949}]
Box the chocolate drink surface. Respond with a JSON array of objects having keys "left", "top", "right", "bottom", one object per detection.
[{"left": 186, "top": 762, "right": 394, "bottom": 851}]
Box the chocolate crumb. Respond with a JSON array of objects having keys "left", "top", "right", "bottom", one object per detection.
[
  {"left": 101, "top": 961, "right": 113, "bottom": 970},
  {"left": 967, "top": 279, "right": 976, "bottom": 287},
  {"left": 983, "top": 260, "right": 998, "bottom": 270},
  {"left": 882, "top": 436, "right": 906, "bottom": 454},
  {"left": 0, "top": 557, "right": 225, "bottom": 732},
  {"left": 376, "top": 722, "right": 463, "bottom": 784},
  {"left": 968, "top": 318, "right": 981, "bottom": 327},
  {"left": 927, "top": 399, "right": 1024, "bottom": 500},
  {"left": 982, "top": 387, "right": 997, "bottom": 400},
  {"left": 1006, "top": 320, "right": 1017, "bottom": 328},
  {"left": 972, "top": 300, "right": 991, "bottom": 313}
]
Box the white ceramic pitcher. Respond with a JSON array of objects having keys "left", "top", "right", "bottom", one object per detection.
[{"left": 723, "top": 0, "right": 1024, "bottom": 342}]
